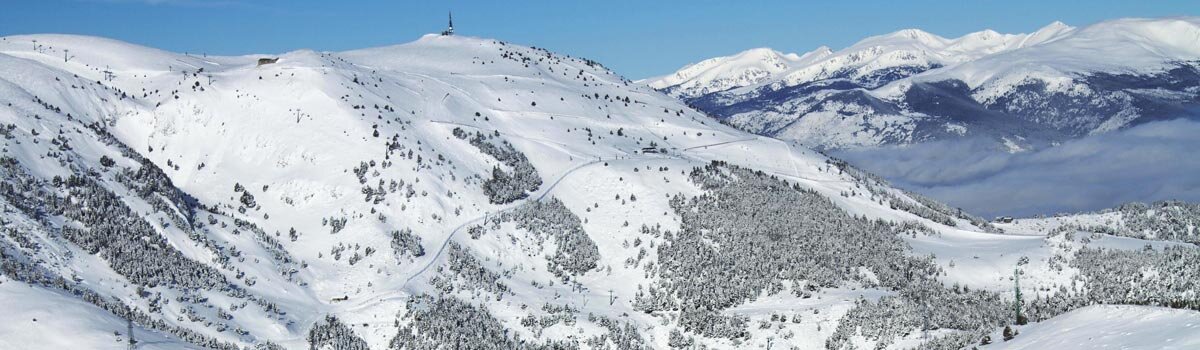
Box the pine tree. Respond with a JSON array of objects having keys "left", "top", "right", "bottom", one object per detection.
[{"left": 1014, "top": 268, "right": 1027, "bottom": 325}]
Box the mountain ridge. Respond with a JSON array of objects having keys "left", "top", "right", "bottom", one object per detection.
[{"left": 647, "top": 17, "right": 1200, "bottom": 150}]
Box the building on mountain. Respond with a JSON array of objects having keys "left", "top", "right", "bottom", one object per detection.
[
  {"left": 256, "top": 57, "right": 278, "bottom": 67},
  {"left": 441, "top": 12, "right": 454, "bottom": 36}
]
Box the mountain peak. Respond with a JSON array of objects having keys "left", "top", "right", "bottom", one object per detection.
[
  {"left": 650, "top": 16, "right": 1200, "bottom": 150},
  {"left": 1040, "top": 20, "right": 1072, "bottom": 32},
  {"left": 1019, "top": 20, "right": 1075, "bottom": 47},
  {"left": 892, "top": 28, "right": 939, "bottom": 40},
  {"left": 963, "top": 29, "right": 1003, "bottom": 41},
  {"left": 729, "top": 47, "right": 795, "bottom": 64},
  {"left": 865, "top": 28, "right": 947, "bottom": 47},
  {"left": 645, "top": 46, "right": 800, "bottom": 97}
]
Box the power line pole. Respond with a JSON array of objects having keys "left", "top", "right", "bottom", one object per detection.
[
  {"left": 126, "top": 317, "right": 137, "bottom": 350},
  {"left": 922, "top": 299, "right": 930, "bottom": 341}
]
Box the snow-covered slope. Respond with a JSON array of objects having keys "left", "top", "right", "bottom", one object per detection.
[
  {"left": 0, "top": 280, "right": 203, "bottom": 350},
  {"left": 1000, "top": 200, "right": 1200, "bottom": 244},
  {"left": 0, "top": 33, "right": 1197, "bottom": 350},
  {"left": 648, "top": 17, "right": 1200, "bottom": 150},
  {"left": 983, "top": 305, "right": 1200, "bottom": 350}
]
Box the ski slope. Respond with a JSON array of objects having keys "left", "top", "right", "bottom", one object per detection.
[
  {"left": 984, "top": 305, "right": 1200, "bottom": 350},
  {"left": 0, "top": 279, "right": 202, "bottom": 350}
]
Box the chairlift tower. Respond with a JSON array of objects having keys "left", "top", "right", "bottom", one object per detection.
[{"left": 126, "top": 317, "right": 137, "bottom": 350}]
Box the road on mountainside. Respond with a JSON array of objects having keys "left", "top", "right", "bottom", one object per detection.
[
  {"left": 427, "top": 120, "right": 588, "bottom": 158},
  {"left": 308, "top": 90, "right": 804, "bottom": 324},
  {"left": 681, "top": 137, "right": 757, "bottom": 151},
  {"left": 332, "top": 134, "right": 749, "bottom": 317},
  {"left": 333, "top": 157, "right": 609, "bottom": 318},
  {"left": 400, "top": 158, "right": 603, "bottom": 289},
  {"left": 675, "top": 135, "right": 853, "bottom": 185},
  {"left": 397, "top": 134, "right": 785, "bottom": 290}
]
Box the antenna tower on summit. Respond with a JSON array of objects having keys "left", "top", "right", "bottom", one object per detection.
[{"left": 442, "top": 12, "right": 454, "bottom": 36}]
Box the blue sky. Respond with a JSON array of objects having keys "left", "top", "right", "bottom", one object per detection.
[{"left": 2, "top": 0, "right": 1197, "bottom": 78}]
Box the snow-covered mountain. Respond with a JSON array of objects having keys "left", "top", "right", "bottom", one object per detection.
[
  {"left": 642, "top": 47, "right": 827, "bottom": 99},
  {"left": 653, "top": 21, "right": 1071, "bottom": 101},
  {"left": 648, "top": 17, "right": 1200, "bottom": 150},
  {"left": 0, "top": 32, "right": 1197, "bottom": 350}
]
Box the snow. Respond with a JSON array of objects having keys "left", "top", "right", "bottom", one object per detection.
[
  {"left": 897, "top": 17, "right": 1200, "bottom": 93},
  {"left": 983, "top": 305, "right": 1200, "bottom": 350},
  {"left": 652, "top": 17, "right": 1200, "bottom": 100},
  {"left": 2, "top": 31, "right": 794, "bottom": 347},
  {"left": 646, "top": 20, "right": 1083, "bottom": 98},
  {"left": 643, "top": 47, "right": 828, "bottom": 98},
  {"left": 0, "top": 29, "right": 1196, "bottom": 349},
  {"left": 647, "top": 17, "right": 1200, "bottom": 149},
  {"left": 0, "top": 279, "right": 202, "bottom": 350}
]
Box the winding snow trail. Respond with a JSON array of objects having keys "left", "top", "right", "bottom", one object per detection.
[
  {"left": 283, "top": 134, "right": 846, "bottom": 346},
  {"left": 427, "top": 120, "right": 591, "bottom": 159},
  {"left": 681, "top": 137, "right": 757, "bottom": 151},
  {"left": 394, "top": 135, "right": 791, "bottom": 292},
  {"left": 329, "top": 157, "right": 609, "bottom": 318},
  {"left": 400, "top": 157, "right": 605, "bottom": 289}
]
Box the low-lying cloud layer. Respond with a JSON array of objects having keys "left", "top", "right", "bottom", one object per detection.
[{"left": 834, "top": 118, "right": 1200, "bottom": 219}]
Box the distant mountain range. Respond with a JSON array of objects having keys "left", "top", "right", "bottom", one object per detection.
[{"left": 644, "top": 17, "right": 1200, "bottom": 150}]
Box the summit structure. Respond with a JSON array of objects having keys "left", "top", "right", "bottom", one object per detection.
[{"left": 441, "top": 12, "right": 454, "bottom": 36}]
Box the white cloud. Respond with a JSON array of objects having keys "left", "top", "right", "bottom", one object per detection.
[{"left": 834, "top": 118, "right": 1200, "bottom": 218}]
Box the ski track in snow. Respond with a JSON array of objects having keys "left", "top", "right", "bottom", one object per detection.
[{"left": 342, "top": 134, "right": 753, "bottom": 319}]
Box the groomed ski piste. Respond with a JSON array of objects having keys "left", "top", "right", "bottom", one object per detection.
[{"left": 0, "top": 32, "right": 1196, "bottom": 349}]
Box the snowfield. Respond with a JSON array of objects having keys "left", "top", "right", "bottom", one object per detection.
[
  {"left": 983, "top": 305, "right": 1200, "bottom": 350},
  {"left": 0, "top": 280, "right": 202, "bottom": 350},
  {"left": 0, "top": 31, "right": 1196, "bottom": 350}
]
